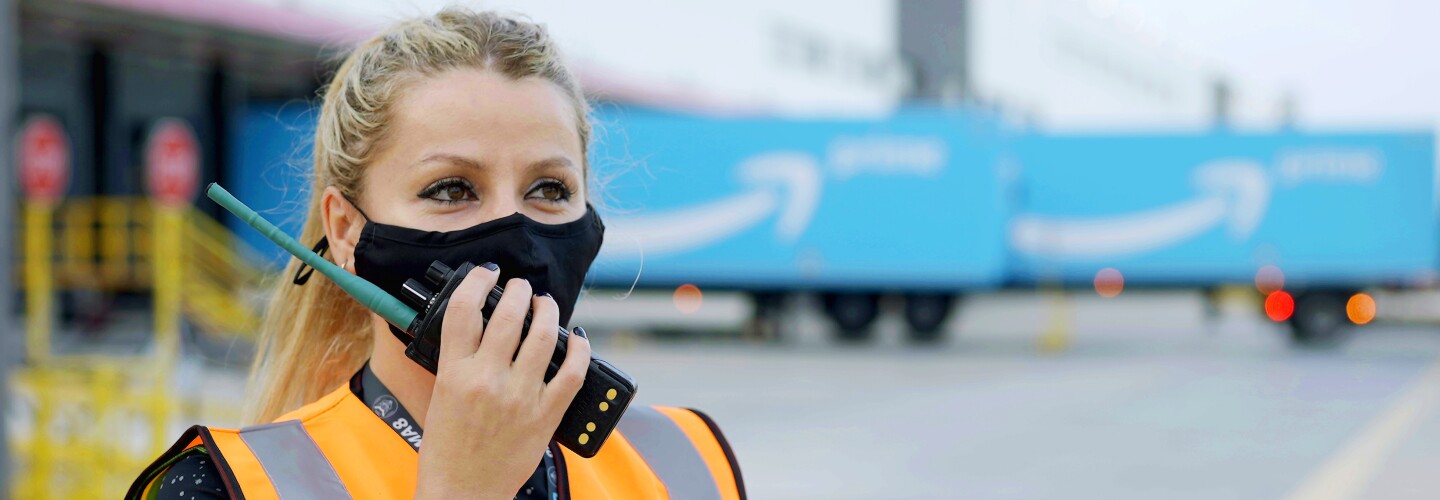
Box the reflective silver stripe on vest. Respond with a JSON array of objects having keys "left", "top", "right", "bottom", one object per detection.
[
  {"left": 617, "top": 406, "right": 722, "bottom": 500},
  {"left": 239, "top": 420, "right": 352, "bottom": 499}
]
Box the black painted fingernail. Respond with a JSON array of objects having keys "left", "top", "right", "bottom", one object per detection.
[
  {"left": 480, "top": 262, "right": 499, "bottom": 271},
  {"left": 574, "top": 327, "right": 588, "bottom": 339}
]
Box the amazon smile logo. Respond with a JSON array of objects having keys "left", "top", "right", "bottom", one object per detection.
[
  {"left": 1010, "top": 159, "right": 1270, "bottom": 260},
  {"left": 599, "top": 151, "right": 823, "bottom": 260}
]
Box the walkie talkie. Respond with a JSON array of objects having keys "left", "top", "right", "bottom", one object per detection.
[{"left": 207, "top": 183, "right": 636, "bottom": 458}]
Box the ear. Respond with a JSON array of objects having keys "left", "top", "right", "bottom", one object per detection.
[{"left": 321, "top": 186, "right": 367, "bottom": 273}]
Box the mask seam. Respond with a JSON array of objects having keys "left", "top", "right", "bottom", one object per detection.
[{"left": 364, "top": 213, "right": 600, "bottom": 246}]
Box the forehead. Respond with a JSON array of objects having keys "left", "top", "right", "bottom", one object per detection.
[{"left": 378, "top": 68, "right": 583, "bottom": 172}]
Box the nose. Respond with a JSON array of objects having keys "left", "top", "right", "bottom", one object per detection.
[{"left": 476, "top": 188, "right": 521, "bottom": 224}]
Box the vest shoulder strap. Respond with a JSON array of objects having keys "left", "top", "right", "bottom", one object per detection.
[
  {"left": 232, "top": 420, "right": 352, "bottom": 499},
  {"left": 615, "top": 405, "right": 747, "bottom": 500},
  {"left": 126, "top": 420, "right": 352, "bottom": 500}
]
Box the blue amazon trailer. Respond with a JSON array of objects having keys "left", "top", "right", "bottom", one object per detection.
[
  {"left": 585, "top": 108, "right": 1011, "bottom": 340},
  {"left": 586, "top": 107, "right": 1436, "bottom": 344},
  {"left": 231, "top": 104, "right": 1435, "bottom": 345},
  {"left": 1008, "top": 132, "right": 1436, "bottom": 285},
  {"left": 1007, "top": 132, "right": 1435, "bottom": 343}
]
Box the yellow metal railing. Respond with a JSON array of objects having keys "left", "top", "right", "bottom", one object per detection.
[
  {"left": 19, "top": 197, "right": 269, "bottom": 339},
  {"left": 181, "top": 205, "right": 268, "bottom": 337},
  {"left": 52, "top": 198, "right": 153, "bottom": 291},
  {"left": 10, "top": 196, "right": 271, "bottom": 499}
]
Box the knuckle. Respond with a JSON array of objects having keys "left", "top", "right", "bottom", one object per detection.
[
  {"left": 530, "top": 327, "right": 557, "bottom": 347},
  {"left": 554, "top": 370, "right": 585, "bottom": 391},
  {"left": 491, "top": 303, "right": 524, "bottom": 325},
  {"left": 464, "top": 376, "right": 496, "bottom": 396}
]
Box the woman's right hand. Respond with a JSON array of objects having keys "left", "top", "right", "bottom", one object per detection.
[{"left": 414, "top": 264, "right": 592, "bottom": 500}]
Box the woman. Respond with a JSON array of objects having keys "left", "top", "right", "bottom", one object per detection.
[{"left": 128, "top": 8, "right": 743, "bottom": 500}]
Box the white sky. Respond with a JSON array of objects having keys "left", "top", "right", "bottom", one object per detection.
[
  {"left": 1132, "top": 0, "right": 1440, "bottom": 128},
  {"left": 301, "top": 0, "right": 1438, "bottom": 127}
]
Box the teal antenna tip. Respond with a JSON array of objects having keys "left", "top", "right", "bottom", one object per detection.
[{"left": 205, "top": 183, "right": 419, "bottom": 329}]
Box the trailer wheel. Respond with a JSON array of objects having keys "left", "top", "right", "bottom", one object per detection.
[
  {"left": 1286, "top": 291, "right": 1352, "bottom": 347},
  {"left": 903, "top": 293, "right": 955, "bottom": 343},
  {"left": 822, "top": 292, "right": 880, "bottom": 342}
]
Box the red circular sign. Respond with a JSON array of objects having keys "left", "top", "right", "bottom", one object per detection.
[
  {"left": 16, "top": 115, "right": 71, "bottom": 203},
  {"left": 145, "top": 119, "right": 201, "bottom": 207}
]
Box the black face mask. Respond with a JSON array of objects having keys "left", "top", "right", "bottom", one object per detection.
[{"left": 299, "top": 205, "right": 604, "bottom": 338}]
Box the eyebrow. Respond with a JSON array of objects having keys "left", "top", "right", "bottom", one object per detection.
[
  {"left": 418, "top": 153, "right": 481, "bottom": 171},
  {"left": 417, "top": 153, "right": 580, "bottom": 174}
]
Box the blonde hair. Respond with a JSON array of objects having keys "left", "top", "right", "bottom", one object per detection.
[{"left": 245, "top": 7, "right": 592, "bottom": 423}]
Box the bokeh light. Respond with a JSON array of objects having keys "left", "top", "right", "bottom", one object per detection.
[
  {"left": 1347, "top": 293, "right": 1376, "bottom": 325},
  {"left": 673, "top": 283, "right": 703, "bottom": 314},
  {"left": 1255, "top": 265, "right": 1285, "bottom": 294},
  {"left": 1265, "top": 291, "right": 1294, "bottom": 322},
  {"left": 1094, "top": 267, "right": 1124, "bottom": 298}
]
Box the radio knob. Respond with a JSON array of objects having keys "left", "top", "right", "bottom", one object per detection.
[
  {"left": 425, "top": 261, "right": 453, "bottom": 285},
  {"left": 401, "top": 279, "right": 434, "bottom": 309}
]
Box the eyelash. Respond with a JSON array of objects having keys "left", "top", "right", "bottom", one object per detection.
[
  {"left": 418, "top": 178, "right": 476, "bottom": 205},
  {"left": 417, "top": 177, "right": 575, "bottom": 205},
  {"left": 526, "top": 179, "right": 574, "bottom": 204}
]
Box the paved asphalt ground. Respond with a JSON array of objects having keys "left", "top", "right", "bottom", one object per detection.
[
  {"left": 30, "top": 291, "right": 1436, "bottom": 499},
  {"left": 590, "top": 291, "right": 1440, "bottom": 499}
]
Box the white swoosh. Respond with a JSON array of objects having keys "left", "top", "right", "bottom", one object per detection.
[
  {"left": 1011, "top": 197, "right": 1227, "bottom": 259},
  {"left": 599, "top": 151, "right": 822, "bottom": 260},
  {"left": 1011, "top": 159, "right": 1269, "bottom": 260},
  {"left": 600, "top": 190, "right": 777, "bottom": 258}
]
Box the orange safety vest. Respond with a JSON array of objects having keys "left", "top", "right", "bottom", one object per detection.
[{"left": 127, "top": 384, "right": 745, "bottom": 499}]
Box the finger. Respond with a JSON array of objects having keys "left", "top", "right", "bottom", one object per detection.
[
  {"left": 514, "top": 293, "right": 561, "bottom": 384},
  {"left": 542, "top": 328, "right": 590, "bottom": 413},
  {"left": 438, "top": 262, "right": 499, "bottom": 366},
  {"left": 477, "top": 277, "right": 532, "bottom": 366}
]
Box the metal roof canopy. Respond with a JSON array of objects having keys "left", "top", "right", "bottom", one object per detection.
[{"left": 21, "top": 0, "right": 346, "bottom": 96}]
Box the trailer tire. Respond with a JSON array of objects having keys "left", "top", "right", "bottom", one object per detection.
[
  {"left": 822, "top": 292, "right": 880, "bottom": 342},
  {"left": 903, "top": 293, "right": 955, "bottom": 343},
  {"left": 1287, "top": 291, "right": 1352, "bottom": 347}
]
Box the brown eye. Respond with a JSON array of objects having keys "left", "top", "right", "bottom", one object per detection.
[
  {"left": 443, "top": 184, "right": 468, "bottom": 201},
  {"left": 526, "top": 179, "right": 572, "bottom": 203},
  {"left": 418, "top": 178, "right": 476, "bottom": 204}
]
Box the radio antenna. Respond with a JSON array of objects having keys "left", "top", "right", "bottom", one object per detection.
[{"left": 205, "top": 183, "right": 419, "bottom": 329}]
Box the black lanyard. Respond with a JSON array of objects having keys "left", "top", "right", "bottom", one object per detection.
[{"left": 354, "top": 362, "right": 424, "bottom": 451}]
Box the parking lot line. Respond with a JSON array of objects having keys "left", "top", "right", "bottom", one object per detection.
[{"left": 1285, "top": 352, "right": 1440, "bottom": 500}]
